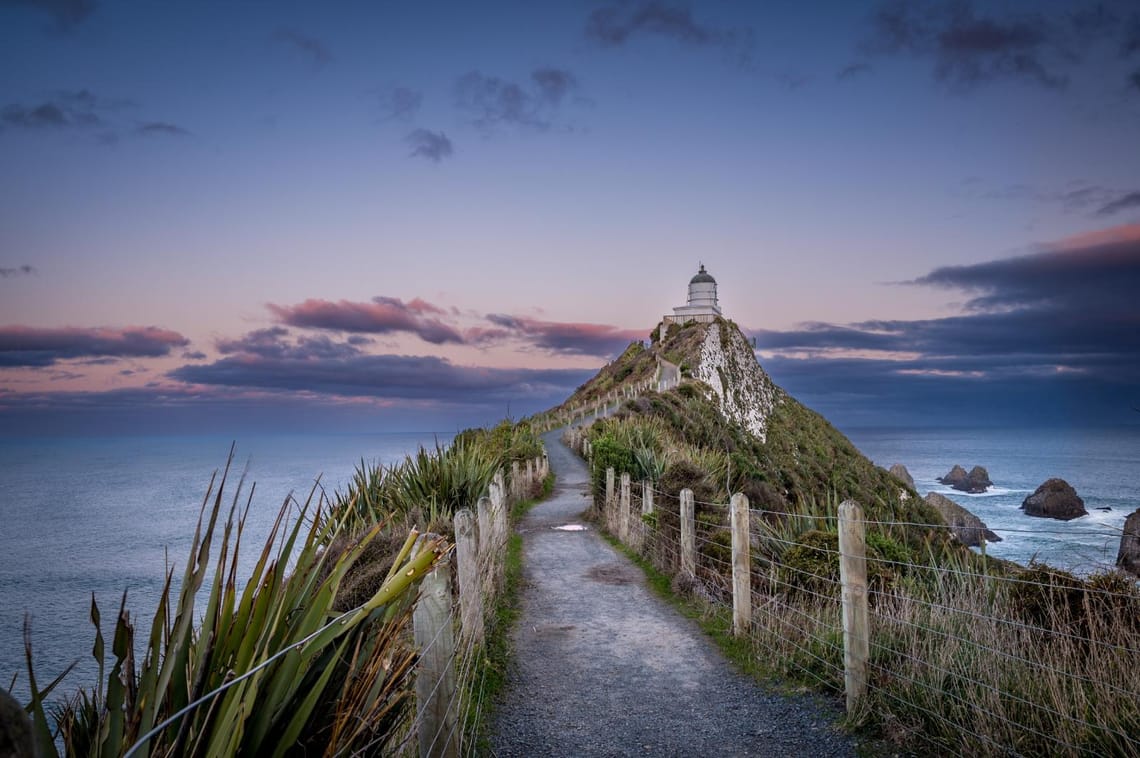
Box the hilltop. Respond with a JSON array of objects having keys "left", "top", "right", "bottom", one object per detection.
[{"left": 547, "top": 316, "right": 939, "bottom": 528}]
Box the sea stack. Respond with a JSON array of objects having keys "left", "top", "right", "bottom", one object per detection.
[
  {"left": 1020, "top": 478, "right": 1087, "bottom": 521},
  {"left": 938, "top": 464, "right": 992, "bottom": 494}
]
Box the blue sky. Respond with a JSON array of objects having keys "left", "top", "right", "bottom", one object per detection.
[{"left": 2, "top": 0, "right": 1139, "bottom": 433}]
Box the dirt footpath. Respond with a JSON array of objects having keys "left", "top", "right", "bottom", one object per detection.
[{"left": 487, "top": 431, "right": 855, "bottom": 757}]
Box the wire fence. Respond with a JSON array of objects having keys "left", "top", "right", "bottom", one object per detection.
[
  {"left": 573, "top": 434, "right": 1140, "bottom": 757},
  {"left": 107, "top": 455, "right": 550, "bottom": 758}
]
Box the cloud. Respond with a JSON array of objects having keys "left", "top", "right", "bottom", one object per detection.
[
  {"left": 0, "top": 325, "right": 189, "bottom": 367},
  {"left": 0, "top": 0, "right": 95, "bottom": 29},
  {"left": 272, "top": 27, "right": 333, "bottom": 68},
  {"left": 863, "top": 0, "right": 1140, "bottom": 91},
  {"left": 1131, "top": 69, "right": 1140, "bottom": 91},
  {"left": 584, "top": 0, "right": 753, "bottom": 62},
  {"left": 837, "top": 62, "right": 872, "bottom": 79},
  {"left": 1095, "top": 191, "right": 1140, "bottom": 216},
  {"left": 0, "top": 90, "right": 151, "bottom": 141},
  {"left": 378, "top": 86, "right": 423, "bottom": 122},
  {"left": 171, "top": 346, "right": 591, "bottom": 406},
  {"left": 751, "top": 224, "right": 1140, "bottom": 424},
  {"left": 268, "top": 296, "right": 465, "bottom": 344},
  {"left": 453, "top": 68, "right": 580, "bottom": 132},
  {"left": 405, "top": 128, "right": 453, "bottom": 162},
  {"left": 867, "top": 0, "right": 1068, "bottom": 90},
  {"left": 136, "top": 121, "right": 190, "bottom": 137},
  {"left": 481, "top": 314, "right": 645, "bottom": 357},
  {"left": 0, "top": 265, "right": 35, "bottom": 278}
]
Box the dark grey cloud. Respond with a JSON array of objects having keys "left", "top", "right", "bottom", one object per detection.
[
  {"left": 272, "top": 27, "right": 333, "bottom": 68},
  {"left": 268, "top": 296, "right": 464, "bottom": 344},
  {"left": 454, "top": 67, "right": 579, "bottom": 132},
  {"left": 1, "top": 96, "right": 101, "bottom": 130},
  {"left": 751, "top": 228, "right": 1140, "bottom": 424},
  {"left": 171, "top": 347, "right": 591, "bottom": 406},
  {"left": 1096, "top": 191, "right": 1140, "bottom": 216},
  {"left": 136, "top": 121, "right": 190, "bottom": 137},
  {"left": 0, "top": 265, "right": 35, "bottom": 278},
  {"left": 216, "top": 327, "right": 363, "bottom": 362},
  {"left": 584, "top": 1, "right": 753, "bottom": 63},
  {"left": 864, "top": 0, "right": 1140, "bottom": 92},
  {"left": 482, "top": 314, "right": 644, "bottom": 357},
  {"left": 0, "top": 0, "right": 95, "bottom": 29},
  {"left": 182, "top": 350, "right": 207, "bottom": 360},
  {"left": 868, "top": 0, "right": 1065, "bottom": 90},
  {"left": 837, "top": 62, "right": 872, "bottom": 80},
  {"left": 1130, "top": 69, "right": 1140, "bottom": 91},
  {"left": 0, "top": 325, "right": 189, "bottom": 367},
  {"left": 378, "top": 86, "right": 422, "bottom": 122},
  {"left": 405, "top": 128, "right": 453, "bottom": 162}
]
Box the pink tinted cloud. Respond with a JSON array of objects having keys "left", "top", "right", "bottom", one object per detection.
[
  {"left": 483, "top": 314, "right": 646, "bottom": 356},
  {"left": 0, "top": 325, "right": 189, "bottom": 367},
  {"left": 267, "top": 296, "right": 464, "bottom": 344}
]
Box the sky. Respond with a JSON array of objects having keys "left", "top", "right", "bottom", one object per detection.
[{"left": 1, "top": 0, "right": 1139, "bottom": 435}]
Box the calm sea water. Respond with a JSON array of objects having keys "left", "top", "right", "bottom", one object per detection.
[
  {"left": 0, "top": 432, "right": 444, "bottom": 703},
  {"left": 3, "top": 426, "right": 1137, "bottom": 704},
  {"left": 842, "top": 425, "right": 1140, "bottom": 574}
]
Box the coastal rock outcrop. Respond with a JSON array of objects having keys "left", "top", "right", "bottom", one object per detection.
[
  {"left": 938, "top": 464, "right": 992, "bottom": 494},
  {"left": 888, "top": 463, "right": 915, "bottom": 490},
  {"left": 1020, "top": 478, "right": 1087, "bottom": 521},
  {"left": 693, "top": 320, "right": 778, "bottom": 442},
  {"left": 1117, "top": 509, "right": 1140, "bottom": 578},
  {"left": 924, "top": 492, "right": 1002, "bottom": 547}
]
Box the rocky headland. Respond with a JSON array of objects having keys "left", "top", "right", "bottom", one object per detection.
[
  {"left": 924, "top": 492, "right": 1002, "bottom": 547},
  {"left": 1116, "top": 509, "right": 1140, "bottom": 578},
  {"left": 1020, "top": 478, "right": 1088, "bottom": 521},
  {"left": 938, "top": 465, "right": 993, "bottom": 494}
]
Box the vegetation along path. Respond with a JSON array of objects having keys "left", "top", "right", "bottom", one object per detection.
[{"left": 488, "top": 430, "right": 855, "bottom": 756}]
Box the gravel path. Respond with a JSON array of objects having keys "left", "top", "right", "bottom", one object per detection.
[{"left": 487, "top": 430, "right": 856, "bottom": 757}]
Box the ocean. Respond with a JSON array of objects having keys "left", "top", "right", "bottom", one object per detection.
[
  {"left": 2, "top": 425, "right": 1138, "bottom": 704},
  {"left": 0, "top": 432, "right": 445, "bottom": 703},
  {"left": 842, "top": 425, "right": 1140, "bottom": 574}
]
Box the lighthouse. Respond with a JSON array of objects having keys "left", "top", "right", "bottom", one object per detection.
[{"left": 664, "top": 264, "right": 722, "bottom": 325}]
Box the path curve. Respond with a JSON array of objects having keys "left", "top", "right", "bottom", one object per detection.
[{"left": 488, "top": 430, "right": 855, "bottom": 757}]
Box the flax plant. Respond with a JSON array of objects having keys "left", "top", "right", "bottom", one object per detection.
[{"left": 25, "top": 450, "right": 446, "bottom": 757}]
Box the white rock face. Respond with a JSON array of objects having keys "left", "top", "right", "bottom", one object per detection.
[{"left": 694, "top": 322, "right": 780, "bottom": 442}]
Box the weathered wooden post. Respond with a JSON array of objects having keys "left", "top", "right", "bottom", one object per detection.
[
  {"left": 642, "top": 480, "right": 654, "bottom": 515},
  {"left": 680, "top": 488, "right": 696, "bottom": 578},
  {"left": 605, "top": 467, "right": 615, "bottom": 507},
  {"left": 476, "top": 496, "right": 493, "bottom": 557},
  {"left": 490, "top": 471, "right": 506, "bottom": 550},
  {"left": 511, "top": 461, "right": 521, "bottom": 502},
  {"left": 838, "top": 499, "right": 869, "bottom": 713},
  {"left": 619, "top": 473, "right": 631, "bottom": 543},
  {"left": 453, "top": 508, "right": 483, "bottom": 646},
  {"left": 413, "top": 539, "right": 459, "bottom": 758},
  {"left": 731, "top": 493, "right": 751, "bottom": 636}
]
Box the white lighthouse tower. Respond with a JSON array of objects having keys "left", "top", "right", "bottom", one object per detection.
[{"left": 664, "top": 264, "right": 722, "bottom": 325}]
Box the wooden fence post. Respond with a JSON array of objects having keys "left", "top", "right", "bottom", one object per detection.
[
  {"left": 413, "top": 540, "right": 459, "bottom": 758},
  {"left": 731, "top": 493, "right": 751, "bottom": 637},
  {"left": 680, "top": 489, "right": 695, "bottom": 578},
  {"left": 605, "top": 467, "right": 615, "bottom": 507},
  {"left": 453, "top": 508, "right": 483, "bottom": 647},
  {"left": 511, "top": 461, "right": 521, "bottom": 502},
  {"left": 642, "top": 481, "right": 654, "bottom": 515},
  {"left": 476, "top": 496, "right": 493, "bottom": 558},
  {"left": 619, "top": 473, "right": 631, "bottom": 543},
  {"left": 838, "top": 499, "right": 869, "bottom": 713}
]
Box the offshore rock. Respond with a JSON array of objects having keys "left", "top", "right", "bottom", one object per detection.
[
  {"left": 939, "top": 464, "right": 992, "bottom": 494},
  {"left": 1117, "top": 509, "right": 1140, "bottom": 578},
  {"left": 888, "top": 464, "right": 915, "bottom": 490},
  {"left": 924, "top": 492, "right": 1002, "bottom": 547},
  {"left": 1020, "top": 478, "right": 1088, "bottom": 521}
]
